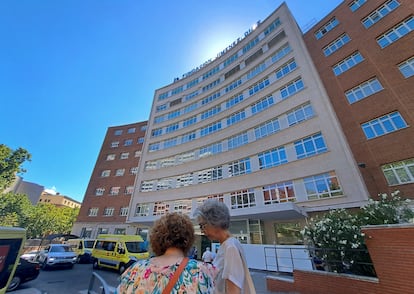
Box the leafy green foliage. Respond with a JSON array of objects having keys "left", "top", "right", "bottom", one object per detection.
[
  {"left": 302, "top": 190, "right": 413, "bottom": 275},
  {"left": 0, "top": 144, "right": 31, "bottom": 192}
]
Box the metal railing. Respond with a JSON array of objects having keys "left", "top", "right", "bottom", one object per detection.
[{"left": 87, "top": 272, "right": 116, "bottom": 294}]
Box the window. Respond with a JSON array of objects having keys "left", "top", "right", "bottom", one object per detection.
[
  {"left": 280, "top": 78, "right": 304, "bottom": 99},
  {"left": 201, "top": 106, "right": 221, "bottom": 120},
  {"left": 200, "top": 122, "right": 222, "bottom": 137},
  {"left": 202, "top": 66, "right": 220, "bottom": 80},
  {"left": 109, "top": 187, "right": 120, "bottom": 195},
  {"left": 345, "top": 78, "right": 384, "bottom": 103},
  {"left": 304, "top": 172, "right": 342, "bottom": 200},
  {"left": 138, "top": 137, "right": 144, "bottom": 144},
  {"left": 228, "top": 132, "right": 248, "bottom": 150},
  {"left": 258, "top": 147, "right": 288, "bottom": 169},
  {"left": 230, "top": 189, "right": 256, "bottom": 209},
  {"left": 223, "top": 53, "right": 238, "bottom": 67},
  {"left": 377, "top": 16, "right": 414, "bottom": 48},
  {"left": 181, "top": 132, "right": 196, "bottom": 143},
  {"left": 382, "top": 158, "right": 414, "bottom": 185},
  {"left": 114, "top": 228, "right": 126, "bottom": 235},
  {"left": 287, "top": 103, "right": 314, "bottom": 126},
  {"left": 160, "top": 157, "right": 175, "bottom": 168},
  {"left": 202, "top": 91, "right": 221, "bottom": 105},
  {"left": 226, "top": 93, "right": 244, "bottom": 109},
  {"left": 88, "top": 208, "right": 99, "bottom": 216},
  {"left": 362, "top": 0, "right": 400, "bottom": 28},
  {"left": 228, "top": 158, "right": 251, "bottom": 177},
  {"left": 247, "top": 62, "right": 266, "bottom": 80},
  {"left": 264, "top": 18, "right": 281, "bottom": 36},
  {"left": 141, "top": 181, "right": 154, "bottom": 192},
  {"left": 275, "top": 59, "right": 297, "bottom": 80},
  {"left": 271, "top": 43, "right": 292, "bottom": 64},
  {"left": 165, "top": 123, "right": 179, "bottom": 134},
  {"left": 243, "top": 36, "right": 259, "bottom": 53},
  {"left": 251, "top": 96, "right": 274, "bottom": 114},
  {"left": 125, "top": 186, "right": 134, "bottom": 195},
  {"left": 187, "top": 77, "right": 199, "bottom": 89},
  {"left": 202, "top": 79, "right": 220, "bottom": 92},
  {"left": 332, "top": 51, "right": 364, "bottom": 76},
  {"left": 158, "top": 92, "right": 169, "bottom": 101},
  {"left": 101, "top": 170, "right": 110, "bottom": 177},
  {"left": 120, "top": 152, "right": 129, "bottom": 159},
  {"left": 362, "top": 112, "right": 407, "bottom": 139},
  {"left": 198, "top": 166, "right": 223, "bottom": 183},
  {"left": 120, "top": 207, "right": 129, "bottom": 216},
  {"left": 184, "top": 102, "right": 198, "bottom": 113},
  {"left": 148, "top": 143, "right": 160, "bottom": 152},
  {"left": 135, "top": 203, "right": 150, "bottom": 216},
  {"left": 163, "top": 138, "right": 177, "bottom": 149},
  {"left": 156, "top": 104, "right": 167, "bottom": 112},
  {"left": 398, "top": 56, "right": 414, "bottom": 78},
  {"left": 106, "top": 154, "right": 115, "bottom": 161},
  {"left": 226, "top": 110, "right": 246, "bottom": 126},
  {"left": 111, "top": 141, "right": 119, "bottom": 148},
  {"left": 263, "top": 181, "right": 295, "bottom": 204},
  {"left": 103, "top": 207, "right": 114, "bottom": 216},
  {"left": 153, "top": 202, "right": 170, "bottom": 216},
  {"left": 127, "top": 127, "right": 136, "bottom": 133},
  {"left": 176, "top": 173, "right": 193, "bottom": 188},
  {"left": 124, "top": 139, "right": 133, "bottom": 146},
  {"left": 349, "top": 0, "right": 367, "bottom": 11},
  {"left": 315, "top": 17, "right": 339, "bottom": 39},
  {"left": 156, "top": 178, "right": 174, "bottom": 190},
  {"left": 130, "top": 167, "right": 138, "bottom": 174},
  {"left": 185, "top": 90, "right": 199, "bottom": 101},
  {"left": 114, "top": 130, "right": 122, "bottom": 135},
  {"left": 323, "top": 34, "right": 351, "bottom": 56},
  {"left": 183, "top": 116, "right": 197, "bottom": 127},
  {"left": 176, "top": 152, "right": 195, "bottom": 164},
  {"left": 171, "top": 85, "right": 183, "bottom": 95},
  {"left": 168, "top": 110, "right": 180, "bottom": 120},
  {"left": 145, "top": 161, "right": 157, "bottom": 170},
  {"left": 152, "top": 128, "right": 163, "bottom": 137},
  {"left": 294, "top": 133, "right": 327, "bottom": 159},
  {"left": 141, "top": 125, "right": 147, "bottom": 131},
  {"left": 225, "top": 79, "right": 242, "bottom": 93},
  {"left": 255, "top": 118, "right": 281, "bottom": 139},
  {"left": 134, "top": 150, "right": 141, "bottom": 157},
  {"left": 248, "top": 78, "right": 270, "bottom": 96},
  {"left": 199, "top": 142, "right": 222, "bottom": 158},
  {"left": 95, "top": 188, "right": 105, "bottom": 196},
  {"left": 115, "top": 169, "right": 125, "bottom": 176}
]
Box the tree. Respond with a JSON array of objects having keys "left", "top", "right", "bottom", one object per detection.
[
  {"left": 0, "top": 192, "right": 32, "bottom": 227},
  {"left": 0, "top": 144, "right": 31, "bottom": 192}
]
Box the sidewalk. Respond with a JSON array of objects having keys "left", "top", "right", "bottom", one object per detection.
[{"left": 13, "top": 270, "right": 292, "bottom": 294}]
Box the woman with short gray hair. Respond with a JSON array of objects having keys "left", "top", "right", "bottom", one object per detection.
[{"left": 194, "top": 199, "right": 255, "bottom": 294}]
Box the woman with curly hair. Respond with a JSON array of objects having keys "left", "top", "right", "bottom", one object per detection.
[{"left": 116, "top": 212, "right": 216, "bottom": 293}]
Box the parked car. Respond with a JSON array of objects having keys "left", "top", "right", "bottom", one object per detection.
[
  {"left": 36, "top": 244, "right": 77, "bottom": 270},
  {"left": 7, "top": 258, "right": 40, "bottom": 291},
  {"left": 20, "top": 250, "right": 40, "bottom": 261}
]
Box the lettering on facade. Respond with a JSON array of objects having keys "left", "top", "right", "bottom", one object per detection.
[{"left": 173, "top": 20, "right": 261, "bottom": 82}]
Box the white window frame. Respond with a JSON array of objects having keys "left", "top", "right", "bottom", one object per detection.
[
  {"left": 382, "top": 158, "right": 414, "bottom": 185},
  {"left": 398, "top": 56, "right": 414, "bottom": 78},
  {"left": 345, "top": 78, "right": 384, "bottom": 104}
]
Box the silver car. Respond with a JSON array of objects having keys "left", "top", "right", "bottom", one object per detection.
[{"left": 36, "top": 244, "right": 77, "bottom": 270}]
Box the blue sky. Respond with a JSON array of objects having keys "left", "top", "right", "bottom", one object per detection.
[{"left": 0, "top": 0, "right": 343, "bottom": 202}]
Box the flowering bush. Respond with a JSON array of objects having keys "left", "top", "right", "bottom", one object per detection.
[{"left": 302, "top": 190, "right": 413, "bottom": 275}]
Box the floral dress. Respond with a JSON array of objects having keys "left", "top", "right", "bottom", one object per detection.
[{"left": 115, "top": 258, "right": 216, "bottom": 294}]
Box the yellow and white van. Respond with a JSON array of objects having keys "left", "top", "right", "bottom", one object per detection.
[
  {"left": 0, "top": 227, "right": 26, "bottom": 294},
  {"left": 91, "top": 234, "right": 149, "bottom": 274},
  {"left": 65, "top": 238, "right": 95, "bottom": 263}
]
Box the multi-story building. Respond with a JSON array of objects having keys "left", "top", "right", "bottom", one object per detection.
[
  {"left": 72, "top": 121, "right": 148, "bottom": 238},
  {"left": 127, "top": 3, "right": 369, "bottom": 245},
  {"left": 5, "top": 176, "right": 44, "bottom": 205},
  {"left": 38, "top": 191, "right": 81, "bottom": 209},
  {"left": 303, "top": 0, "right": 414, "bottom": 199}
]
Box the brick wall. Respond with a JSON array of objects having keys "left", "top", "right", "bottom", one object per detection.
[{"left": 266, "top": 224, "right": 414, "bottom": 294}]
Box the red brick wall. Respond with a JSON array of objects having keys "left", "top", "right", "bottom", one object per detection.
[{"left": 266, "top": 224, "right": 414, "bottom": 294}]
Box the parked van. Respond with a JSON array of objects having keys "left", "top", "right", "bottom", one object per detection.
[
  {"left": 65, "top": 238, "right": 95, "bottom": 263},
  {"left": 91, "top": 234, "right": 149, "bottom": 274},
  {"left": 0, "top": 227, "right": 26, "bottom": 294}
]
